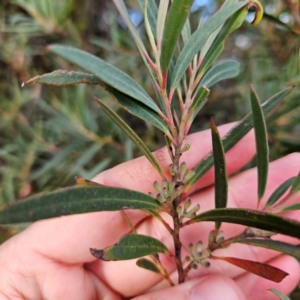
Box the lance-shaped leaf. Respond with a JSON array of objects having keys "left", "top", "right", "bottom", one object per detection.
[
  {"left": 24, "top": 70, "right": 169, "bottom": 133},
  {"left": 190, "top": 208, "right": 300, "bottom": 239},
  {"left": 265, "top": 177, "right": 296, "bottom": 208},
  {"left": 156, "top": 0, "right": 169, "bottom": 43},
  {"left": 210, "top": 119, "right": 228, "bottom": 230},
  {"left": 281, "top": 203, "right": 300, "bottom": 212},
  {"left": 269, "top": 288, "right": 290, "bottom": 300},
  {"left": 103, "top": 87, "right": 169, "bottom": 133},
  {"left": 185, "top": 86, "right": 295, "bottom": 190},
  {"left": 96, "top": 98, "right": 165, "bottom": 178},
  {"left": 198, "top": 6, "right": 248, "bottom": 78},
  {"left": 112, "top": 0, "right": 147, "bottom": 55},
  {"left": 90, "top": 234, "right": 168, "bottom": 260},
  {"left": 250, "top": 85, "right": 269, "bottom": 201},
  {"left": 290, "top": 171, "right": 300, "bottom": 194},
  {"left": 22, "top": 70, "right": 101, "bottom": 86},
  {"left": 136, "top": 258, "right": 161, "bottom": 274},
  {"left": 138, "top": 0, "right": 158, "bottom": 39},
  {"left": 190, "top": 86, "right": 210, "bottom": 112},
  {"left": 160, "top": 0, "right": 194, "bottom": 72},
  {"left": 0, "top": 186, "right": 162, "bottom": 224},
  {"left": 199, "top": 60, "right": 240, "bottom": 88},
  {"left": 211, "top": 255, "right": 288, "bottom": 283},
  {"left": 48, "top": 44, "right": 160, "bottom": 113},
  {"left": 232, "top": 238, "right": 300, "bottom": 260},
  {"left": 171, "top": 1, "right": 247, "bottom": 88}
]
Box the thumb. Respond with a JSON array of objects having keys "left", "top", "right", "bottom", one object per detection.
[{"left": 132, "top": 275, "right": 247, "bottom": 300}]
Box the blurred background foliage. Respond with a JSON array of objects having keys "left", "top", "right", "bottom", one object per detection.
[{"left": 0, "top": 0, "right": 299, "bottom": 206}]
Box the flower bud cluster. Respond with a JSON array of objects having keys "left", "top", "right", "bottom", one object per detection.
[
  {"left": 185, "top": 241, "right": 211, "bottom": 269},
  {"left": 149, "top": 180, "right": 184, "bottom": 204},
  {"left": 176, "top": 198, "right": 200, "bottom": 219},
  {"left": 178, "top": 162, "right": 195, "bottom": 183},
  {"left": 208, "top": 229, "right": 225, "bottom": 245}
]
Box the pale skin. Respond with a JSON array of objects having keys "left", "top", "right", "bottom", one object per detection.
[{"left": 0, "top": 123, "right": 299, "bottom": 299}]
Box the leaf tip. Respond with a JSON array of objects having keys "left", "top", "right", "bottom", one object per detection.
[{"left": 90, "top": 248, "right": 105, "bottom": 260}]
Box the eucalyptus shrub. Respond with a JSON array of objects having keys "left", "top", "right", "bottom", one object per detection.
[{"left": 1, "top": 0, "right": 300, "bottom": 293}]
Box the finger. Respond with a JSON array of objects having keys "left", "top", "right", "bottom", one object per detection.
[
  {"left": 93, "top": 123, "right": 255, "bottom": 194},
  {"left": 4, "top": 209, "right": 147, "bottom": 264},
  {"left": 0, "top": 238, "right": 122, "bottom": 300},
  {"left": 132, "top": 275, "right": 247, "bottom": 300},
  {"left": 235, "top": 255, "right": 300, "bottom": 299},
  {"left": 88, "top": 153, "right": 300, "bottom": 296}
]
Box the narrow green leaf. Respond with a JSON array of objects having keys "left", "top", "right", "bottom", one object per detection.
[
  {"left": 210, "top": 119, "right": 228, "bottom": 230},
  {"left": 269, "top": 288, "right": 290, "bottom": 300},
  {"left": 198, "top": 6, "right": 248, "bottom": 77},
  {"left": 191, "top": 208, "right": 300, "bottom": 239},
  {"left": 138, "top": 0, "right": 158, "bottom": 39},
  {"left": 190, "top": 86, "right": 210, "bottom": 113},
  {"left": 290, "top": 171, "right": 300, "bottom": 194},
  {"left": 265, "top": 177, "right": 296, "bottom": 208},
  {"left": 189, "top": 99, "right": 208, "bottom": 125},
  {"left": 198, "top": 0, "right": 245, "bottom": 62},
  {"left": 112, "top": 0, "right": 165, "bottom": 114},
  {"left": 233, "top": 238, "right": 300, "bottom": 260},
  {"left": 171, "top": 1, "right": 247, "bottom": 88},
  {"left": 23, "top": 70, "right": 169, "bottom": 134},
  {"left": 181, "top": 17, "right": 191, "bottom": 44},
  {"left": 212, "top": 255, "right": 288, "bottom": 283},
  {"left": 156, "top": 0, "right": 169, "bottom": 42},
  {"left": 199, "top": 60, "right": 240, "bottom": 88},
  {"left": 136, "top": 258, "right": 161, "bottom": 274},
  {"left": 112, "top": 0, "right": 147, "bottom": 54},
  {"left": 281, "top": 203, "right": 300, "bottom": 212},
  {"left": 185, "top": 86, "right": 295, "bottom": 190},
  {"left": 96, "top": 98, "right": 165, "bottom": 178},
  {"left": 22, "top": 70, "right": 101, "bottom": 86},
  {"left": 90, "top": 234, "right": 168, "bottom": 260},
  {"left": 250, "top": 85, "right": 269, "bottom": 201},
  {"left": 160, "top": 0, "right": 194, "bottom": 72},
  {"left": 0, "top": 186, "right": 162, "bottom": 224},
  {"left": 103, "top": 87, "right": 169, "bottom": 133},
  {"left": 48, "top": 45, "right": 160, "bottom": 113}
]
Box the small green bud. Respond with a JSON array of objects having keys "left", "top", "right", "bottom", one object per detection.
[
  {"left": 196, "top": 241, "right": 203, "bottom": 253},
  {"left": 200, "top": 260, "right": 210, "bottom": 268},
  {"left": 208, "top": 230, "right": 215, "bottom": 244},
  {"left": 168, "top": 164, "right": 175, "bottom": 176},
  {"left": 153, "top": 181, "right": 162, "bottom": 193},
  {"left": 156, "top": 193, "right": 165, "bottom": 203},
  {"left": 185, "top": 204, "right": 200, "bottom": 217},
  {"left": 184, "top": 198, "right": 192, "bottom": 211},
  {"left": 181, "top": 141, "right": 191, "bottom": 153},
  {"left": 188, "top": 243, "right": 194, "bottom": 255},
  {"left": 183, "top": 169, "right": 196, "bottom": 183},
  {"left": 168, "top": 181, "right": 176, "bottom": 192},
  {"left": 185, "top": 211, "right": 197, "bottom": 219},
  {"left": 162, "top": 180, "right": 168, "bottom": 190},
  {"left": 192, "top": 262, "right": 198, "bottom": 270},
  {"left": 216, "top": 230, "right": 225, "bottom": 243},
  {"left": 176, "top": 206, "right": 183, "bottom": 216},
  {"left": 179, "top": 162, "right": 187, "bottom": 180},
  {"left": 166, "top": 195, "right": 173, "bottom": 203}
]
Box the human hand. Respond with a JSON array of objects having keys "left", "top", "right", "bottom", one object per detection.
[{"left": 0, "top": 123, "right": 299, "bottom": 299}]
